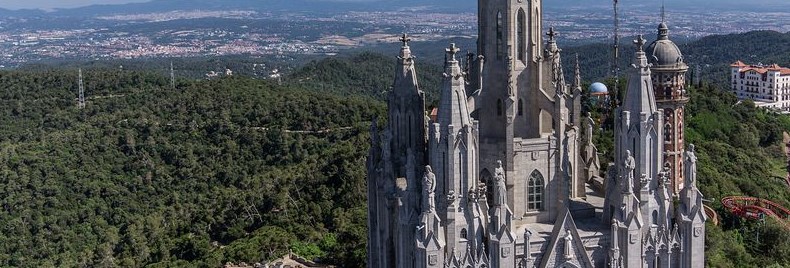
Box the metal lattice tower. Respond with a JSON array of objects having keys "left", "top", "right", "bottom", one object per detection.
[
  {"left": 611, "top": 0, "right": 621, "bottom": 107},
  {"left": 78, "top": 69, "right": 85, "bottom": 109},
  {"left": 170, "top": 61, "right": 176, "bottom": 89}
]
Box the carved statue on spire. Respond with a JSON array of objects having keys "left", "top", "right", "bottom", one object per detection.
[
  {"left": 585, "top": 113, "right": 595, "bottom": 144},
  {"left": 624, "top": 150, "right": 635, "bottom": 192},
  {"left": 494, "top": 160, "right": 507, "bottom": 206},
  {"left": 564, "top": 229, "right": 574, "bottom": 260},
  {"left": 686, "top": 144, "right": 697, "bottom": 186},
  {"left": 423, "top": 165, "right": 437, "bottom": 212}
]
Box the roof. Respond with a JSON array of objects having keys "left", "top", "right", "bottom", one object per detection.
[
  {"left": 733, "top": 61, "right": 790, "bottom": 75},
  {"left": 590, "top": 82, "right": 608, "bottom": 93},
  {"left": 730, "top": 60, "right": 748, "bottom": 67},
  {"left": 646, "top": 22, "right": 686, "bottom": 67}
]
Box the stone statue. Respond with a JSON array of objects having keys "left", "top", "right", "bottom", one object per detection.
[
  {"left": 564, "top": 229, "right": 574, "bottom": 259},
  {"left": 494, "top": 160, "right": 507, "bottom": 206},
  {"left": 624, "top": 150, "right": 635, "bottom": 192},
  {"left": 423, "top": 165, "right": 436, "bottom": 212},
  {"left": 585, "top": 113, "right": 595, "bottom": 145},
  {"left": 686, "top": 144, "right": 698, "bottom": 186}
]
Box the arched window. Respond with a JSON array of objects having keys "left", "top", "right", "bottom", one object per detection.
[
  {"left": 528, "top": 170, "right": 544, "bottom": 211},
  {"left": 460, "top": 228, "right": 468, "bottom": 239},
  {"left": 518, "top": 99, "right": 524, "bottom": 116},
  {"left": 517, "top": 9, "right": 526, "bottom": 63},
  {"left": 652, "top": 210, "right": 658, "bottom": 226},
  {"left": 497, "top": 99, "right": 503, "bottom": 116},
  {"left": 496, "top": 11, "right": 504, "bottom": 60}
]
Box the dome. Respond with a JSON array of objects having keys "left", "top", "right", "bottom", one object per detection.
[
  {"left": 646, "top": 23, "right": 686, "bottom": 67},
  {"left": 590, "top": 82, "right": 608, "bottom": 94}
]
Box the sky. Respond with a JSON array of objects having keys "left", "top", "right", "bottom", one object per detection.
[{"left": 0, "top": 0, "right": 150, "bottom": 10}]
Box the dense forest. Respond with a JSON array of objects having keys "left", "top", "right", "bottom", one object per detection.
[
  {"left": 0, "top": 70, "right": 382, "bottom": 267},
  {"left": 0, "top": 30, "right": 789, "bottom": 267}
]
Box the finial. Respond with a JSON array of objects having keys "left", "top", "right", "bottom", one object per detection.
[
  {"left": 399, "top": 33, "right": 411, "bottom": 47},
  {"left": 661, "top": 0, "right": 666, "bottom": 23},
  {"left": 446, "top": 43, "right": 460, "bottom": 61},
  {"left": 546, "top": 27, "right": 557, "bottom": 42},
  {"left": 634, "top": 35, "right": 646, "bottom": 52}
]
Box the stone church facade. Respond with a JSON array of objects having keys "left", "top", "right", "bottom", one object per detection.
[{"left": 366, "top": 0, "right": 706, "bottom": 267}]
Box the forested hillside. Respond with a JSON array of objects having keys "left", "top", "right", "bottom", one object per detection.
[
  {"left": 685, "top": 84, "right": 790, "bottom": 267},
  {"left": 0, "top": 70, "right": 382, "bottom": 267},
  {"left": 1, "top": 29, "right": 789, "bottom": 267},
  {"left": 289, "top": 52, "right": 444, "bottom": 102},
  {"left": 561, "top": 31, "right": 790, "bottom": 86}
]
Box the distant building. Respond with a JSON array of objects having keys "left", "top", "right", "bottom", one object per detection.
[
  {"left": 589, "top": 82, "right": 610, "bottom": 107},
  {"left": 731, "top": 61, "right": 790, "bottom": 112}
]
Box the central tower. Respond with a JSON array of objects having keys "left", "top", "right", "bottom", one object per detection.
[{"left": 473, "top": 0, "right": 578, "bottom": 223}]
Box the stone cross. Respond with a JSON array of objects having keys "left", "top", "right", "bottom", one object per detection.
[
  {"left": 634, "top": 34, "right": 646, "bottom": 52},
  {"left": 446, "top": 43, "right": 460, "bottom": 60},
  {"left": 400, "top": 33, "right": 411, "bottom": 47},
  {"left": 546, "top": 27, "right": 557, "bottom": 42}
]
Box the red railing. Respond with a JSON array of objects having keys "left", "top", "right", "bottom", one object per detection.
[{"left": 721, "top": 196, "right": 790, "bottom": 229}]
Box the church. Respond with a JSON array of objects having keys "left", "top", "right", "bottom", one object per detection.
[{"left": 365, "top": 0, "right": 706, "bottom": 267}]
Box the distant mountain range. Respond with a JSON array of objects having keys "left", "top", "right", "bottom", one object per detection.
[{"left": 1, "top": 0, "right": 787, "bottom": 18}]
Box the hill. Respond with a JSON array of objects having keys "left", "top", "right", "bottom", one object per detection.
[
  {"left": 0, "top": 29, "right": 789, "bottom": 267},
  {"left": 557, "top": 31, "right": 790, "bottom": 87},
  {"left": 0, "top": 70, "right": 382, "bottom": 267}
]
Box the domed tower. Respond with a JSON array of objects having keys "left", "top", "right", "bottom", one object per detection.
[{"left": 646, "top": 21, "right": 689, "bottom": 195}]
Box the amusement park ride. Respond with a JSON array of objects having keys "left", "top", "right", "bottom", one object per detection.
[{"left": 721, "top": 196, "right": 790, "bottom": 229}]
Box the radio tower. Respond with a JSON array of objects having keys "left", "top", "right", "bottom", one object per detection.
[
  {"left": 170, "top": 61, "right": 176, "bottom": 89},
  {"left": 611, "top": 0, "right": 621, "bottom": 107},
  {"left": 78, "top": 69, "right": 86, "bottom": 109}
]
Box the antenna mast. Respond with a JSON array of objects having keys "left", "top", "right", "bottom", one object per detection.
[
  {"left": 78, "top": 69, "right": 85, "bottom": 109},
  {"left": 170, "top": 61, "right": 176, "bottom": 89},
  {"left": 612, "top": 0, "right": 621, "bottom": 107}
]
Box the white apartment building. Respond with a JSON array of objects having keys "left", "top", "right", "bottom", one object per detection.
[{"left": 731, "top": 60, "right": 790, "bottom": 112}]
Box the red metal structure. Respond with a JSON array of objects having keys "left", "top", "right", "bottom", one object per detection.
[{"left": 721, "top": 196, "right": 790, "bottom": 229}]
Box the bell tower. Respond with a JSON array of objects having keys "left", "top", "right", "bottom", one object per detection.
[{"left": 476, "top": 0, "right": 555, "bottom": 215}]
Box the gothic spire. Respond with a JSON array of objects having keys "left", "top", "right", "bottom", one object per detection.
[
  {"left": 392, "top": 33, "right": 420, "bottom": 97},
  {"left": 622, "top": 35, "right": 657, "bottom": 116},
  {"left": 437, "top": 43, "right": 472, "bottom": 129}
]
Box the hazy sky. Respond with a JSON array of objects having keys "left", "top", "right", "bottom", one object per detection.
[{"left": 0, "top": 0, "right": 150, "bottom": 10}]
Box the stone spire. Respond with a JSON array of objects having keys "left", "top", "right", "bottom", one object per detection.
[
  {"left": 437, "top": 43, "right": 472, "bottom": 129},
  {"left": 488, "top": 160, "right": 515, "bottom": 268},
  {"left": 415, "top": 166, "right": 446, "bottom": 268},
  {"left": 428, "top": 43, "right": 481, "bottom": 260},
  {"left": 622, "top": 35, "right": 657, "bottom": 116},
  {"left": 678, "top": 144, "right": 706, "bottom": 267}
]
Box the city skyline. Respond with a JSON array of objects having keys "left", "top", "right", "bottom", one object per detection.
[
  {"left": 2, "top": 0, "right": 788, "bottom": 11},
  {"left": 0, "top": 0, "right": 149, "bottom": 10}
]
